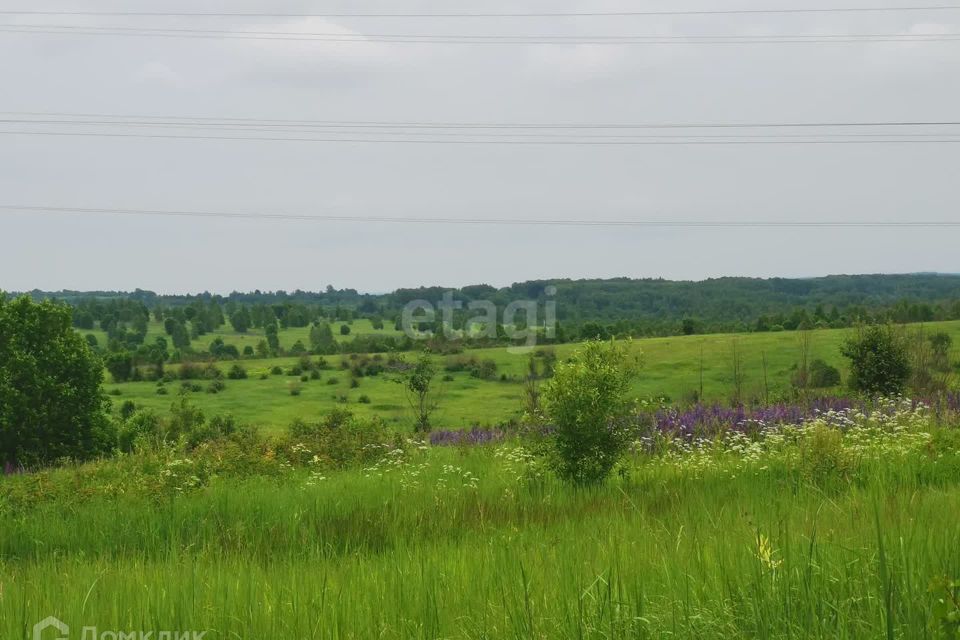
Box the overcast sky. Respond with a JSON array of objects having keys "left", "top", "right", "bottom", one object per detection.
[{"left": 1, "top": 0, "right": 958, "bottom": 294}]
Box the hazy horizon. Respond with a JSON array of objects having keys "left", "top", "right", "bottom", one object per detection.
[{"left": 7, "top": 270, "right": 960, "bottom": 298}]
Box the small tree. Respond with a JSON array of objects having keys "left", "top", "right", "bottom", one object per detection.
[
  {"left": 841, "top": 324, "right": 910, "bottom": 396},
  {"left": 398, "top": 351, "right": 439, "bottom": 432},
  {"left": 541, "top": 340, "right": 639, "bottom": 485},
  {"left": 230, "top": 307, "right": 252, "bottom": 334},
  {"left": 265, "top": 323, "right": 280, "bottom": 354},
  {"left": 105, "top": 351, "right": 135, "bottom": 383}
]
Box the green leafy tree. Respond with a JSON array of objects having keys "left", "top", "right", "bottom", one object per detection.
[
  {"left": 542, "top": 340, "right": 640, "bottom": 485},
  {"left": 309, "top": 321, "right": 337, "bottom": 354},
  {"left": 230, "top": 306, "right": 252, "bottom": 333},
  {"left": 841, "top": 324, "right": 911, "bottom": 396},
  {"left": 105, "top": 351, "right": 135, "bottom": 383},
  {"left": 265, "top": 323, "right": 280, "bottom": 354},
  {"left": 398, "top": 351, "right": 439, "bottom": 433},
  {"left": 0, "top": 295, "right": 113, "bottom": 467}
]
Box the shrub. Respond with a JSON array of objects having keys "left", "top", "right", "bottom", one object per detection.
[
  {"left": 284, "top": 409, "right": 388, "bottom": 468},
  {"left": 326, "top": 377, "right": 340, "bottom": 386},
  {"left": 542, "top": 340, "right": 640, "bottom": 485},
  {"left": 178, "top": 361, "right": 203, "bottom": 380},
  {"left": 358, "top": 394, "right": 371, "bottom": 404},
  {"left": 203, "top": 364, "right": 224, "bottom": 380},
  {"left": 206, "top": 379, "right": 226, "bottom": 394},
  {"left": 808, "top": 359, "right": 842, "bottom": 388},
  {"left": 119, "top": 400, "right": 137, "bottom": 421},
  {"left": 841, "top": 325, "right": 910, "bottom": 396},
  {"left": 310, "top": 369, "right": 321, "bottom": 380},
  {"left": 270, "top": 366, "right": 283, "bottom": 375},
  {"left": 290, "top": 340, "right": 307, "bottom": 355},
  {"left": 471, "top": 359, "right": 498, "bottom": 380},
  {"left": 350, "top": 378, "right": 360, "bottom": 389},
  {"left": 227, "top": 364, "right": 248, "bottom": 380},
  {"left": 117, "top": 409, "right": 163, "bottom": 453},
  {"left": 300, "top": 374, "right": 309, "bottom": 383},
  {"left": 289, "top": 383, "right": 302, "bottom": 396}
]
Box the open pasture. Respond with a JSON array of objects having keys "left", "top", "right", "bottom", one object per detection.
[{"left": 104, "top": 321, "right": 960, "bottom": 432}]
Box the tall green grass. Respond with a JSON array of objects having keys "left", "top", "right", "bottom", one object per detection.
[{"left": 3, "top": 435, "right": 960, "bottom": 639}]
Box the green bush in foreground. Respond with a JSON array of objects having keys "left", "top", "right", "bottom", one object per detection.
[
  {"left": 842, "top": 324, "right": 911, "bottom": 396},
  {"left": 542, "top": 340, "right": 640, "bottom": 484}
]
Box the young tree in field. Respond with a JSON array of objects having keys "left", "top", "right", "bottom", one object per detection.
[
  {"left": 541, "top": 340, "right": 639, "bottom": 485},
  {"left": 230, "top": 306, "right": 252, "bottom": 333},
  {"left": 841, "top": 324, "right": 911, "bottom": 396},
  {"left": 309, "top": 321, "right": 336, "bottom": 354},
  {"left": 164, "top": 317, "right": 191, "bottom": 350},
  {"left": 265, "top": 323, "right": 280, "bottom": 354},
  {"left": 0, "top": 295, "right": 113, "bottom": 467},
  {"left": 105, "top": 351, "right": 135, "bottom": 383},
  {"left": 398, "top": 351, "right": 439, "bottom": 433}
]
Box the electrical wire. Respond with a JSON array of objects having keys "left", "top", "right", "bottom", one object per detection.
[{"left": 2, "top": 205, "right": 958, "bottom": 228}]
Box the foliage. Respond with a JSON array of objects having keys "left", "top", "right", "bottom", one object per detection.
[
  {"left": 0, "top": 295, "right": 114, "bottom": 467},
  {"left": 227, "top": 364, "right": 248, "bottom": 380},
  {"left": 398, "top": 351, "right": 440, "bottom": 433},
  {"left": 541, "top": 340, "right": 640, "bottom": 484},
  {"left": 842, "top": 324, "right": 911, "bottom": 396},
  {"left": 808, "top": 359, "right": 842, "bottom": 388},
  {"left": 285, "top": 409, "right": 391, "bottom": 468}
]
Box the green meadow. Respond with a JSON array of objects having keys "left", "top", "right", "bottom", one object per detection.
[
  {"left": 83, "top": 318, "right": 401, "bottom": 354},
  {"left": 103, "top": 321, "right": 960, "bottom": 432},
  {"left": 3, "top": 404, "right": 960, "bottom": 639}
]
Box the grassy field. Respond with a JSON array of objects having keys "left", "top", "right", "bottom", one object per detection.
[
  {"left": 3, "top": 404, "right": 959, "bottom": 638},
  {"left": 103, "top": 321, "right": 960, "bottom": 432}
]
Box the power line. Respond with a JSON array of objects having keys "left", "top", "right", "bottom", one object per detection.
[
  {"left": 4, "top": 129, "right": 960, "bottom": 145},
  {"left": 3, "top": 205, "right": 958, "bottom": 228},
  {"left": 4, "top": 111, "right": 960, "bottom": 130},
  {"left": 6, "top": 23, "right": 960, "bottom": 41},
  {"left": 2, "top": 120, "right": 956, "bottom": 140},
  {"left": 1, "top": 5, "right": 959, "bottom": 18},
  {"left": 3, "top": 25, "right": 959, "bottom": 44}
]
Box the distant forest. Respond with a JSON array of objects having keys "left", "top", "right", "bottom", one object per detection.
[{"left": 16, "top": 274, "right": 960, "bottom": 346}]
